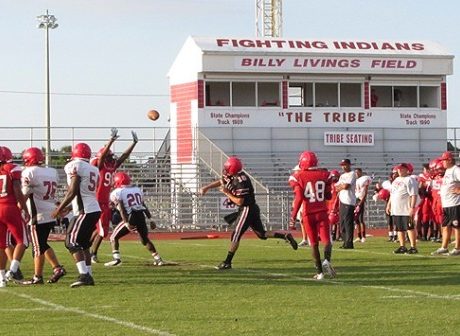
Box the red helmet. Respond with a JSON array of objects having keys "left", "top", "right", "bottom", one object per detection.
[
  {"left": 328, "top": 212, "right": 339, "bottom": 225},
  {"left": 71, "top": 143, "right": 92, "bottom": 160},
  {"left": 298, "top": 151, "right": 318, "bottom": 170},
  {"left": 22, "top": 147, "right": 45, "bottom": 166},
  {"left": 377, "top": 188, "right": 390, "bottom": 201},
  {"left": 223, "top": 156, "right": 243, "bottom": 175},
  {"left": 113, "top": 171, "right": 131, "bottom": 188},
  {"left": 0, "top": 146, "right": 13, "bottom": 163},
  {"left": 406, "top": 163, "right": 414, "bottom": 174}
]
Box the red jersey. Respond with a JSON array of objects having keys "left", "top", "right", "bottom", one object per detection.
[
  {"left": 91, "top": 158, "right": 116, "bottom": 204},
  {"left": 0, "top": 163, "right": 22, "bottom": 205},
  {"left": 290, "top": 168, "right": 331, "bottom": 216}
]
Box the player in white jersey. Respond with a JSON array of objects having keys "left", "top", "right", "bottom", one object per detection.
[
  {"left": 21, "top": 147, "right": 66, "bottom": 284},
  {"left": 104, "top": 172, "right": 163, "bottom": 267},
  {"left": 52, "top": 143, "right": 101, "bottom": 288},
  {"left": 432, "top": 151, "right": 460, "bottom": 256}
]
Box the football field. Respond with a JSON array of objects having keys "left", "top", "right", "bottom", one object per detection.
[{"left": 2, "top": 237, "right": 460, "bottom": 336}]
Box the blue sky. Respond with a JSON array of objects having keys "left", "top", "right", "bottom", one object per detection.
[{"left": 1, "top": 0, "right": 459, "bottom": 132}]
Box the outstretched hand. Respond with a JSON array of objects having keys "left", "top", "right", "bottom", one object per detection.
[{"left": 110, "top": 127, "right": 119, "bottom": 140}]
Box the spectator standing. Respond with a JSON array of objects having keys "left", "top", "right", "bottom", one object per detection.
[
  {"left": 335, "top": 159, "right": 356, "bottom": 249},
  {"left": 354, "top": 168, "right": 372, "bottom": 243},
  {"left": 432, "top": 151, "right": 460, "bottom": 256},
  {"left": 386, "top": 163, "right": 418, "bottom": 254}
]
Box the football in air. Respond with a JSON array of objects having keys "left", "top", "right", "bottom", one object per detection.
[{"left": 147, "top": 109, "right": 160, "bottom": 121}]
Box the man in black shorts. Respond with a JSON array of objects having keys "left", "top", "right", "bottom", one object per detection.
[{"left": 199, "top": 156, "right": 298, "bottom": 270}]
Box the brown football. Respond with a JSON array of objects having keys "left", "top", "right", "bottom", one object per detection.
[{"left": 147, "top": 109, "right": 160, "bottom": 121}]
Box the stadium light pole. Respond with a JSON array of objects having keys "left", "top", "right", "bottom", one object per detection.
[{"left": 37, "top": 10, "right": 58, "bottom": 165}]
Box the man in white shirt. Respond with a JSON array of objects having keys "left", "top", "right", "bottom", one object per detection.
[
  {"left": 386, "top": 163, "right": 418, "bottom": 254},
  {"left": 52, "top": 143, "right": 101, "bottom": 287},
  {"left": 354, "top": 168, "right": 372, "bottom": 243},
  {"left": 335, "top": 159, "right": 356, "bottom": 249},
  {"left": 432, "top": 151, "right": 460, "bottom": 256}
]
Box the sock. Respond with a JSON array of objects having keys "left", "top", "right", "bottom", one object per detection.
[
  {"left": 0, "top": 270, "right": 5, "bottom": 280},
  {"left": 10, "top": 260, "right": 20, "bottom": 273},
  {"left": 224, "top": 251, "right": 235, "bottom": 264},
  {"left": 87, "top": 266, "right": 93, "bottom": 276},
  {"left": 76, "top": 261, "right": 87, "bottom": 275},
  {"left": 112, "top": 250, "right": 121, "bottom": 260}
]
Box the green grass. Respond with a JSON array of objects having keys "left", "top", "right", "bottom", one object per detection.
[{"left": 2, "top": 237, "right": 460, "bottom": 335}]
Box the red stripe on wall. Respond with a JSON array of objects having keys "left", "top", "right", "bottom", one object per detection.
[
  {"left": 441, "top": 82, "right": 447, "bottom": 110},
  {"left": 282, "top": 81, "right": 288, "bottom": 109},
  {"left": 364, "top": 82, "right": 369, "bottom": 110},
  {"left": 170, "top": 81, "right": 199, "bottom": 164}
]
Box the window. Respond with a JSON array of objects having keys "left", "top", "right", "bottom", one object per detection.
[
  {"left": 315, "top": 83, "right": 338, "bottom": 107},
  {"left": 205, "top": 82, "right": 230, "bottom": 106},
  {"left": 393, "top": 86, "right": 417, "bottom": 107},
  {"left": 232, "top": 82, "right": 256, "bottom": 106},
  {"left": 371, "top": 86, "right": 392, "bottom": 107},
  {"left": 420, "top": 86, "right": 439, "bottom": 108},
  {"left": 288, "top": 82, "right": 313, "bottom": 107},
  {"left": 258, "top": 82, "right": 280, "bottom": 107},
  {"left": 340, "top": 83, "right": 362, "bottom": 107}
]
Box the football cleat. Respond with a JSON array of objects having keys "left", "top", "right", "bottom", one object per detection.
[
  {"left": 5, "top": 270, "right": 24, "bottom": 284},
  {"left": 285, "top": 233, "right": 298, "bottom": 250},
  {"left": 407, "top": 247, "right": 418, "bottom": 254},
  {"left": 70, "top": 273, "right": 95, "bottom": 288},
  {"left": 0, "top": 280, "right": 6, "bottom": 288},
  {"left": 393, "top": 246, "right": 408, "bottom": 254},
  {"left": 91, "top": 254, "right": 99, "bottom": 264},
  {"left": 48, "top": 266, "right": 66, "bottom": 284},
  {"left": 22, "top": 275, "right": 44, "bottom": 285},
  {"left": 153, "top": 255, "right": 164, "bottom": 266},
  {"left": 298, "top": 240, "right": 309, "bottom": 247},
  {"left": 449, "top": 248, "right": 460, "bottom": 256},
  {"left": 215, "top": 262, "right": 232, "bottom": 270},
  {"left": 313, "top": 273, "right": 324, "bottom": 280},
  {"left": 431, "top": 247, "right": 449, "bottom": 256},
  {"left": 322, "top": 260, "right": 337, "bottom": 278},
  {"left": 104, "top": 259, "right": 122, "bottom": 267}
]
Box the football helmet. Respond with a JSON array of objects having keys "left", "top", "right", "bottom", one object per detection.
[
  {"left": 328, "top": 212, "right": 339, "bottom": 225},
  {"left": 0, "top": 146, "right": 13, "bottom": 163},
  {"left": 329, "top": 169, "right": 340, "bottom": 181},
  {"left": 113, "top": 172, "right": 131, "bottom": 188},
  {"left": 71, "top": 143, "right": 92, "bottom": 160},
  {"left": 22, "top": 147, "right": 45, "bottom": 166},
  {"left": 377, "top": 188, "right": 390, "bottom": 201},
  {"left": 223, "top": 156, "right": 243, "bottom": 176},
  {"left": 298, "top": 151, "right": 318, "bottom": 170},
  {"left": 96, "top": 146, "right": 116, "bottom": 162}
]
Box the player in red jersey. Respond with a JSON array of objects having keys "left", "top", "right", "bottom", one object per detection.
[
  {"left": 430, "top": 159, "right": 444, "bottom": 242},
  {"left": 289, "top": 151, "right": 335, "bottom": 280},
  {"left": 417, "top": 163, "right": 433, "bottom": 241},
  {"left": 89, "top": 128, "right": 138, "bottom": 263},
  {"left": 328, "top": 170, "right": 340, "bottom": 241},
  {"left": 0, "top": 146, "right": 30, "bottom": 287}
]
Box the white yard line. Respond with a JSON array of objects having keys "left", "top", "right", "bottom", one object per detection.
[{"left": 2, "top": 291, "right": 176, "bottom": 336}]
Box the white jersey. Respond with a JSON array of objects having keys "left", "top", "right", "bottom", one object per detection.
[
  {"left": 381, "top": 180, "right": 392, "bottom": 191},
  {"left": 21, "top": 166, "right": 59, "bottom": 224},
  {"left": 337, "top": 171, "right": 356, "bottom": 205},
  {"left": 440, "top": 165, "right": 460, "bottom": 208},
  {"left": 355, "top": 175, "right": 372, "bottom": 200},
  {"left": 110, "top": 186, "right": 146, "bottom": 215},
  {"left": 64, "top": 159, "right": 101, "bottom": 215},
  {"left": 390, "top": 176, "right": 418, "bottom": 216}
]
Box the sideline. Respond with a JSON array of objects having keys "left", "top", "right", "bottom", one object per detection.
[{"left": 1, "top": 291, "right": 175, "bottom": 336}]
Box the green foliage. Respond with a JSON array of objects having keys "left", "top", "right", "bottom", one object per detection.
[{"left": 3, "top": 238, "right": 460, "bottom": 335}]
